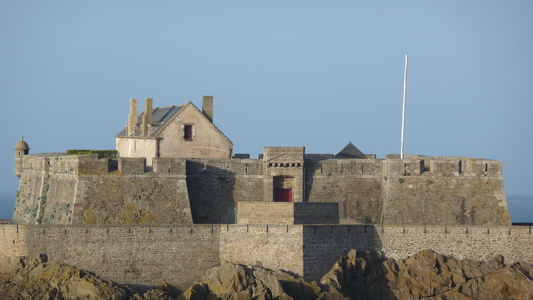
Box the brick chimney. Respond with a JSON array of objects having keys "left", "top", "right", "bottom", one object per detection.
[
  {"left": 202, "top": 96, "right": 213, "bottom": 123},
  {"left": 127, "top": 99, "right": 138, "bottom": 136},
  {"left": 141, "top": 98, "right": 153, "bottom": 136}
]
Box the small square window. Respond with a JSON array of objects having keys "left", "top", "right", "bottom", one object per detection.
[{"left": 184, "top": 125, "right": 193, "bottom": 141}]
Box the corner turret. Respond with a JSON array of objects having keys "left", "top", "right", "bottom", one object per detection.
[{"left": 14, "top": 135, "right": 30, "bottom": 178}]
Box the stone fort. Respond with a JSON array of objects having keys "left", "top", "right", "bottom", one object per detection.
[{"left": 3, "top": 96, "right": 530, "bottom": 289}]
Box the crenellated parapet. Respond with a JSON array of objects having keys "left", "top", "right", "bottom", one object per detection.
[
  {"left": 382, "top": 158, "right": 424, "bottom": 176},
  {"left": 382, "top": 156, "right": 503, "bottom": 178},
  {"left": 18, "top": 154, "right": 188, "bottom": 177},
  {"left": 305, "top": 159, "right": 382, "bottom": 178},
  {"left": 186, "top": 158, "right": 264, "bottom": 176}
]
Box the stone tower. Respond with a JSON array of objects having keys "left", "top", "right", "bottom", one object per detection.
[{"left": 14, "top": 136, "right": 29, "bottom": 178}]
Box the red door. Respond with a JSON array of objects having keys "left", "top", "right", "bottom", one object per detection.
[{"left": 275, "top": 188, "right": 293, "bottom": 202}]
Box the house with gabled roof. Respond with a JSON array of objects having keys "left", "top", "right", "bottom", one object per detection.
[{"left": 116, "top": 96, "right": 233, "bottom": 166}]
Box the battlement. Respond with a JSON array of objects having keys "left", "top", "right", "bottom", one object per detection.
[
  {"left": 383, "top": 156, "right": 503, "bottom": 178},
  {"left": 20, "top": 154, "right": 188, "bottom": 177},
  {"left": 302, "top": 156, "right": 503, "bottom": 178},
  {"left": 21, "top": 153, "right": 503, "bottom": 180},
  {"left": 305, "top": 159, "right": 382, "bottom": 177},
  {"left": 186, "top": 158, "right": 264, "bottom": 176}
]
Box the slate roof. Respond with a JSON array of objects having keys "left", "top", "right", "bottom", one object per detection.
[
  {"left": 116, "top": 105, "right": 185, "bottom": 138},
  {"left": 335, "top": 141, "right": 366, "bottom": 158}
]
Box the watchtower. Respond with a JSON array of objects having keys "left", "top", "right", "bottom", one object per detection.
[{"left": 14, "top": 135, "right": 30, "bottom": 178}]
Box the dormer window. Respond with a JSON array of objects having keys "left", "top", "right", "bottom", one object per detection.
[{"left": 184, "top": 125, "right": 193, "bottom": 141}]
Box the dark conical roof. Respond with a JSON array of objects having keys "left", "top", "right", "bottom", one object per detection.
[{"left": 335, "top": 141, "right": 366, "bottom": 158}]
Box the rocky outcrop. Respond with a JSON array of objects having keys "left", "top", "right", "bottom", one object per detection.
[
  {"left": 321, "top": 249, "right": 533, "bottom": 300},
  {"left": 179, "top": 260, "right": 323, "bottom": 300},
  {"left": 180, "top": 250, "right": 533, "bottom": 299},
  {"left": 0, "top": 255, "right": 178, "bottom": 300},
  {"left": 1, "top": 250, "right": 532, "bottom": 299}
]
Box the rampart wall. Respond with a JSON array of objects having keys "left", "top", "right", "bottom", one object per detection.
[
  {"left": 304, "top": 159, "right": 383, "bottom": 223},
  {"left": 14, "top": 155, "right": 193, "bottom": 225},
  {"left": 1, "top": 224, "right": 530, "bottom": 289},
  {"left": 186, "top": 158, "right": 264, "bottom": 223},
  {"left": 14, "top": 154, "right": 510, "bottom": 226},
  {"left": 236, "top": 202, "right": 339, "bottom": 224},
  {"left": 0, "top": 224, "right": 220, "bottom": 288},
  {"left": 381, "top": 158, "right": 510, "bottom": 225}
]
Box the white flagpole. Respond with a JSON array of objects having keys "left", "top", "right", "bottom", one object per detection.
[{"left": 400, "top": 55, "right": 408, "bottom": 159}]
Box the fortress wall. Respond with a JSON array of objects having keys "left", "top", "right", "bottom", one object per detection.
[
  {"left": 1, "top": 224, "right": 531, "bottom": 288},
  {"left": 381, "top": 174, "right": 510, "bottom": 226},
  {"left": 219, "top": 224, "right": 305, "bottom": 276},
  {"left": 302, "top": 225, "right": 381, "bottom": 281},
  {"left": 40, "top": 174, "right": 78, "bottom": 224},
  {"left": 186, "top": 159, "right": 264, "bottom": 224},
  {"left": 380, "top": 158, "right": 510, "bottom": 226},
  {"left": 13, "top": 170, "right": 47, "bottom": 224},
  {"left": 300, "top": 225, "right": 533, "bottom": 282},
  {"left": 14, "top": 155, "right": 193, "bottom": 225},
  {"left": 0, "top": 225, "right": 221, "bottom": 289},
  {"left": 118, "top": 157, "right": 146, "bottom": 174},
  {"left": 153, "top": 157, "right": 187, "bottom": 175},
  {"left": 0, "top": 225, "right": 29, "bottom": 257},
  {"left": 73, "top": 174, "right": 191, "bottom": 225},
  {"left": 382, "top": 159, "right": 424, "bottom": 176},
  {"left": 304, "top": 160, "right": 382, "bottom": 224},
  {"left": 13, "top": 156, "right": 55, "bottom": 224},
  {"left": 186, "top": 158, "right": 264, "bottom": 176},
  {"left": 377, "top": 225, "right": 533, "bottom": 263},
  {"left": 293, "top": 203, "right": 339, "bottom": 224},
  {"left": 78, "top": 156, "right": 111, "bottom": 174},
  {"left": 237, "top": 202, "right": 295, "bottom": 224},
  {"left": 236, "top": 202, "right": 339, "bottom": 224}
]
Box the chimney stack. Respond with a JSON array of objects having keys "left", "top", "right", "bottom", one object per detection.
[
  {"left": 141, "top": 98, "right": 153, "bottom": 136},
  {"left": 202, "top": 96, "right": 214, "bottom": 123},
  {"left": 127, "top": 99, "right": 138, "bottom": 136}
]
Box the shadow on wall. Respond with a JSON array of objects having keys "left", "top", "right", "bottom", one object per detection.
[
  {"left": 304, "top": 161, "right": 318, "bottom": 203},
  {"left": 303, "top": 159, "right": 382, "bottom": 224},
  {"left": 302, "top": 225, "right": 391, "bottom": 297},
  {"left": 186, "top": 161, "right": 237, "bottom": 224}
]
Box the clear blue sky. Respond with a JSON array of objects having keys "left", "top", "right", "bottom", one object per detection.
[{"left": 1, "top": 1, "right": 532, "bottom": 215}]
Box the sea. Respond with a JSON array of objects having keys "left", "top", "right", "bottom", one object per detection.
[{"left": 0, "top": 192, "right": 532, "bottom": 223}]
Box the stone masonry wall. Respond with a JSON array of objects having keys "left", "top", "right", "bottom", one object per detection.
[
  {"left": 237, "top": 202, "right": 295, "bottom": 224},
  {"left": 304, "top": 159, "right": 383, "bottom": 224},
  {"left": 1, "top": 224, "right": 530, "bottom": 288},
  {"left": 301, "top": 225, "right": 532, "bottom": 282},
  {"left": 14, "top": 155, "right": 193, "bottom": 225},
  {"left": 15, "top": 154, "right": 510, "bottom": 226},
  {"left": 186, "top": 158, "right": 264, "bottom": 223},
  {"left": 14, "top": 155, "right": 80, "bottom": 224},
  {"left": 381, "top": 159, "right": 510, "bottom": 225},
  {"left": 0, "top": 224, "right": 221, "bottom": 289},
  {"left": 236, "top": 202, "right": 339, "bottom": 224},
  {"left": 219, "top": 225, "right": 305, "bottom": 276}
]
